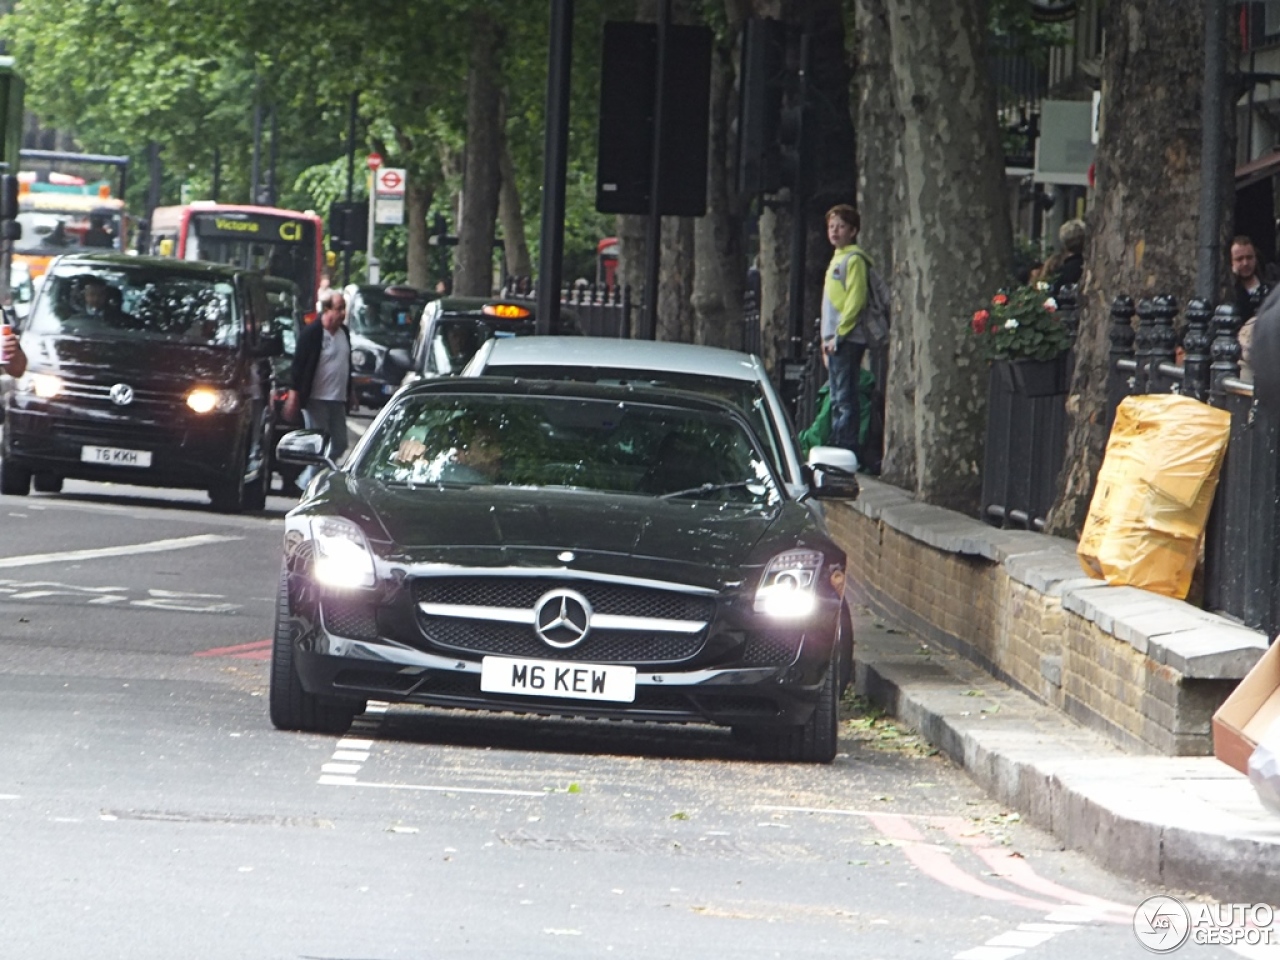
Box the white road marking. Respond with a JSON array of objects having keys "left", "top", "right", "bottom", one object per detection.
[
  {"left": 322, "top": 779, "right": 547, "bottom": 798},
  {"left": 0, "top": 534, "right": 241, "bottom": 569}
]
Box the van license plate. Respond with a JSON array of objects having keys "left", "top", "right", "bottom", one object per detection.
[
  {"left": 480, "top": 656, "right": 636, "bottom": 702},
  {"left": 81, "top": 445, "right": 152, "bottom": 468}
]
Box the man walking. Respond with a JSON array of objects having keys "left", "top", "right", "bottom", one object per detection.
[
  {"left": 286, "top": 291, "right": 354, "bottom": 488},
  {"left": 820, "top": 204, "right": 873, "bottom": 469}
]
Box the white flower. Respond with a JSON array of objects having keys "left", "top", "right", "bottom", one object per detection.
[
  {"left": 1043, "top": 298, "right": 1058, "bottom": 312},
  {"left": 1035, "top": 281, "right": 1050, "bottom": 292},
  {"left": 1004, "top": 318, "right": 1019, "bottom": 330}
]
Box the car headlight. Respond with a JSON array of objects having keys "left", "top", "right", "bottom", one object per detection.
[
  {"left": 351, "top": 348, "right": 377, "bottom": 372},
  {"left": 754, "top": 549, "right": 825, "bottom": 618},
  {"left": 310, "top": 516, "right": 376, "bottom": 590},
  {"left": 18, "top": 372, "right": 63, "bottom": 398},
  {"left": 187, "top": 388, "right": 240, "bottom": 414}
]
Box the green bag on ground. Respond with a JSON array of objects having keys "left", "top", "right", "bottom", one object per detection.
[{"left": 798, "top": 372, "right": 876, "bottom": 458}]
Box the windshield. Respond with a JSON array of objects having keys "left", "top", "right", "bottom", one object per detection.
[
  {"left": 29, "top": 266, "right": 241, "bottom": 347},
  {"left": 15, "top": 209, "right": 123, "bottom": 255},
  {"left": 428, "top": 320, "right": 485, "bottom": 375},
  {"left": 354, "top": 392, "right": 780, "bottom": 505},
  {"left": 350, "top": 289, "right": 427, "bottom": 334},
  {"left": 482, "top": 365, "right": 788, "bottom": 479}
]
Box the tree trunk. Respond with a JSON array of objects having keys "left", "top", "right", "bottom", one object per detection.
[
  {"left": 691, "top": 23, "right": 747, "bottom": 349},
  {"left": 854, "top": 0, "right": 915, "bottom": 488},
  {"left": 1045, "top": 0, "right": 1228, "bottom": 536},
  {"left": 404, "top": 177, "right": 433, "bottom": 291},
  {"left": 497, "top": 110, "right": 533, "bottom": 283},
  {"left": 882, "top": 0, "right": 1012, "bottom": 513},
  {"left": 658, "top": 217, "right": 697, "bottom": 342},
  {"left": 454, "top": 14, "right": 504, "bottom": 297}
]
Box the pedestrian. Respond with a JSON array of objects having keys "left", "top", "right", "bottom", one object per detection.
[
  {"left": 1, "top": 313, "right": 26, "bottom": 377},
  {"left": 1231, "top": 235, "right": 1271, "bottom": 322},
  {"left": 285, "top": 290, "right": 354, "bottom": 489},
  {"left": 819, "top": 203, "right": 877, "bottom": 472},
  {"left": 1041, "top": 219, "right": 1086, "bottom": 296}
]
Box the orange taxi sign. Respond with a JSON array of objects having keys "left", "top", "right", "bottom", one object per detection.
[{"left": 482, "top": 303, "right": 531, "bottom": 319}]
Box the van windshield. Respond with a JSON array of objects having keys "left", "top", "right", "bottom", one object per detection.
[{"left": 29, "top": 267, "right": 241, "bottom": 347}]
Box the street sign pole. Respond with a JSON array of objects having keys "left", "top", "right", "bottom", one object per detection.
[{"left": 366, "top": 152, "right": 382, "bottom": 285}]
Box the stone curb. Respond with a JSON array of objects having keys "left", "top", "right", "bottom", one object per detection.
[{"left": 853, "top": 617, "right": 1280, "bottom": 904}]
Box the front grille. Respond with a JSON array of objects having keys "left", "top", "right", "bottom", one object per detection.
[
  {"left": 47, "top": 415, "right": 183, "bottom": 448},
  {"left": 322, "top": 596, "right": 380, "bottom": 641},
  {"left": 741, "top": 633, "right": 800, "bottom": 666},
  {"left": 420, "top": 618, "right": 702, "bottom": 663},
  {"left": 413, "top": 576, "right": 715, "bottom": 621}
]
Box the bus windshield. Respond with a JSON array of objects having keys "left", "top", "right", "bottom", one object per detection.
[{"left": 183, "top": 210, "right": 319, "bottom": 309}]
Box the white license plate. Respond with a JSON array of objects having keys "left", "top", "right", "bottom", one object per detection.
[
  {"left": 480, "top": 656, "right": 636, "bottom": 703},
  {"left": 81, "top": 445, "right": 152, "bottom": 468}
]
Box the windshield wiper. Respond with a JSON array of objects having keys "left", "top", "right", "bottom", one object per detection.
[{"left": 658, "top": 480, "right": 759, "bottom": 501}]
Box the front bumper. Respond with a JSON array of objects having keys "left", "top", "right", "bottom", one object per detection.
[
  {"left": 283, "top": 565, "right": 839, "bottom": 729},
  {"left": 4, "top": 395, "right": 245, "bottom": 490}
]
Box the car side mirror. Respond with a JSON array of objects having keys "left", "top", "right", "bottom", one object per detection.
[
  {"left": 276, "top": 429, "right": 336, "bottom": 469},
  {"left": 806, "top": 445, "right": 860, "bottom": 500},
  {"left": 388, "top": 347, "right": 412, "bottom": 369}
]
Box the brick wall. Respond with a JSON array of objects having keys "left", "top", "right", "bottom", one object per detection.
[{"left": 825, "top": 487, "right": 1261, "bottom": 756}]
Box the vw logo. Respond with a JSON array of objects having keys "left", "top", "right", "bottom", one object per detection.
[
  {"left": 109, "top": 383, "right": 134, "bottom": 406},
  {"left": 533, "top": 588, "right": 592, "bottom": 649}
]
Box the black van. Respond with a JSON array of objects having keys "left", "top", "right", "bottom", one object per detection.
[{"left": 0, "top": 253, "right": 283, "bottom": 512}]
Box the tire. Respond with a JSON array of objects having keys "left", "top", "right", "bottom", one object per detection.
[
  {"left": 837, "top": 600, "right": 855, "bottom": 696},
  {"left": 33, "top": 473, "right": 63, "bottom": 493},
  {"left": 269, "top": 567, "right": 362, "bottom": 734},
  {"left": 0, "top": 457, "right": 31, "bottom": 496},
  {"left": 747, "top": 644, "right": 840, "bottom": 764}
]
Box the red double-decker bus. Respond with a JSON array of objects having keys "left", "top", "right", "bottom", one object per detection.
[{"left": 148, "top": 203, "right": 325, "bottom": 321}]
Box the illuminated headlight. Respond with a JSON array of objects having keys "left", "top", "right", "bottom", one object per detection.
[
  {"left": 18, "top": 372, "right": 63, "bottom": 398},
  {"left": 310, "top": 516, "right": 376, "bottom": 590},
  {"left": 186, "top": 388, "right": 240, "bottom": 414},
  {"left": 351, "top": 348, "right": 376, "bottom": 372},
  {"left": 754, "top": 549, "right": 824, "bottom": 618}
]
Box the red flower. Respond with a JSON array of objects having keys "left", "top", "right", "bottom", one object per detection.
[
  {"left": 992, "top": 293, "right": 1009, "bottom": 306},
  {"left": 971, "top": 309, "right": 989, "bottom": 334}
]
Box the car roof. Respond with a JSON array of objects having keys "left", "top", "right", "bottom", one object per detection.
[
  {"left": 481, "top": 336, "right": 766, "bottom": 381},
  {"left": 398, "top": 373, "right": 754, "bottom": 418},
  {"left": 52, "top": 252, "right": 244, "bottom": 280}
]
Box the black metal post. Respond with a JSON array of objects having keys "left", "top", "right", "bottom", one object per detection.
[
  {"left": 786, "top": 31, "right": 811, "bottom": 357},
  {"left": 250, "top": 84, "right": 262, "bottom": 206},
  {"left": 1196, "top": 0, "right": 1227, "bottom": 301},
  {"left": 1209, "top": 304, "right": 1243, "bottom": 406},
  {"left": 641, "top": 0, "right": 671, "bottom": 341},
  {"left": 1106, "top": 295, "right": 1136, "bottom": 424},
  {"left": 536, "top": 0, "right": 574, "bottom": 336},
  {"left": 344, "top": 92, "right": 358, "bottom": 288},
  {"left": 266, "top": 104, "right": 279, "bottom": 207},
  {"left": 1149, "top": 294, "right": 1179, "bottom": 392},
  {"left": 1181, "top": 298, "right": 1214, "bottom": 401}
]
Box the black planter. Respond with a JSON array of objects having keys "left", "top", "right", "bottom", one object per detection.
[{"left": 995, "top": 357, "right": 1068, "bottom": 398}]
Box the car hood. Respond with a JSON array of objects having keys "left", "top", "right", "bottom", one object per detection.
[
  {"left": 28, "top": 333, "right": 241, "bottom": 388},
  {"left": 309, "top": 477, "right": 820, "bottom": 590}
]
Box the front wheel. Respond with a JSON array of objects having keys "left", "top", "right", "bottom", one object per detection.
[
  {"left": 741, "top": 645, "right": 840, "bottom": 764},
  {"left": 0, "top": 457, "right": 31, "bottom": 496},
  {"left": 269, "top": 567, "right": 363, "bottom": 734}
]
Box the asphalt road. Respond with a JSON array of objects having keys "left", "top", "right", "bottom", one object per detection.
[{"left": 0, "top": 425, "right": 1260, "bottom": 960}]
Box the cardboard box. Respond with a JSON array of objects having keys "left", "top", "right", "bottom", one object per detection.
[{"left": 1213, "top": 639, "right": 1280, "bottom": 775}]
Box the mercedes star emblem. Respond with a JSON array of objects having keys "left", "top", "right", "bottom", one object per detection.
[
  {"left": 109, "top": 383, "right": 135, "bottom": 406},
  {"left": 533, "top": 588, "right": 592, "bottom": 649}
]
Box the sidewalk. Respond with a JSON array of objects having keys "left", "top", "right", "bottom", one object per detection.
[{"left": 850, "top": 602, "right": 1280, "bottom": 905}]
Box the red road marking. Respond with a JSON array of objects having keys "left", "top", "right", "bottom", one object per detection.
[
  {"left": 974, "top": 848, "right": 1132, "bottom": 919},
  {"left": 195, "top": 639, "right": 272, "bottom": 660},
  {"left": 867, "top": 812, "right": 1082, "bottom": 913}
]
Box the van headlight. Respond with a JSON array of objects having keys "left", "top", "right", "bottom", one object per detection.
[
  {"left": 754, "top": 549, "right": 824, "bottom": 618},
  {"left": 18, "top": 372, "right": 63, "bottom": 398},
  {"left": 311, "top": 516, "right": 376, "bottom": 590},
  {"left": 351, "top": 347, "right": 378, "bottom": 372},
  {"left": 186, "top": 388, "right": 240, "bottom": 414}
]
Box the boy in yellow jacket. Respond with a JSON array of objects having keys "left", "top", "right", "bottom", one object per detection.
[{"left": 819, "top": 204, "right": 869, "bottom": 464}]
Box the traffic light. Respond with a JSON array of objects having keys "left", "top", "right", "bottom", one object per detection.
[{"left": 328, "top": 201, "right": 366, "bottom": 252}]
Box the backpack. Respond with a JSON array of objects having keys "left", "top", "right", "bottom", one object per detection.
[{"left": 850, "top": 251, "right": 891, "bottom": 347}]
